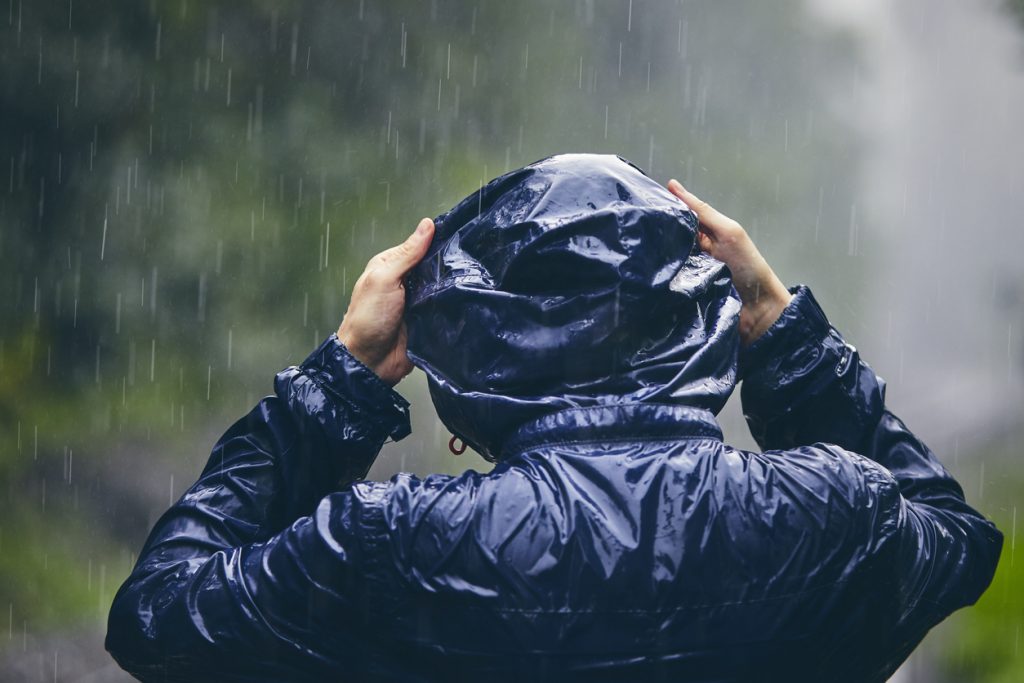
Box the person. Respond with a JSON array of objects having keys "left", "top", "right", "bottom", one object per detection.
[{"left": 106, "top": 154, "right": 1002, "bottom": 682}]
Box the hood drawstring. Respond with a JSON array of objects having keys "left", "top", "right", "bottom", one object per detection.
[{"left": 448, "top": 434, "right": 467, "bottom": 456}]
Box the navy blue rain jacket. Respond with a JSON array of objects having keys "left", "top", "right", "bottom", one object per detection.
[{"left": 106, "top": 154, "right": 1002, "bottom": 682}]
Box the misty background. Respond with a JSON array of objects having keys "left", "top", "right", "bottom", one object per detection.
[{"left": 1, "top": 1, "right": 1022, "bottom": 681}]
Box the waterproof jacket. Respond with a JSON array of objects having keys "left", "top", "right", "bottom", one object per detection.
[{"left": 106, "top": 155, "right": 1003, "bottom": 682}]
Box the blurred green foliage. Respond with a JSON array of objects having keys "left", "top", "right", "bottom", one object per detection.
[{"left": 934, "top": 443, "right": 1024, "bottom": 683}]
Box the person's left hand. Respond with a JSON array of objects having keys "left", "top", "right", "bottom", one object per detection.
[{"left": 337, "top": 217, "right": 435, "bottom": 386}]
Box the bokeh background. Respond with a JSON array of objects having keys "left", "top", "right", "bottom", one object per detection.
[{"left": 2, "top": 1, "right": 1022, "bottom": 680}]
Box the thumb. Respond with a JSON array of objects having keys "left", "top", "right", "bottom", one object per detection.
[{"left": 373, "top": 218, "right": 435, "bottom": 280}]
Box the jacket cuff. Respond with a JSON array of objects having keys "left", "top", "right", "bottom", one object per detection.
[
  {"left": 298, "top": 334, "right": 412, "bottom": 443},
  {"left": 737, "top": 284, "right": 831, "bottom": 381}
]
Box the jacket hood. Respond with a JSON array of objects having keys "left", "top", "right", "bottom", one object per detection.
[{"left": 404, "top": 153, "right": 740, "bottom": 462}]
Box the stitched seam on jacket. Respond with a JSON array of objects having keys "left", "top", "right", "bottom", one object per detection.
[
  {"left": 356, "top": 485, "right": 407, "bottom": 625},
  {"left": 504, "top": 403, "right": 722, "bottom": 454}
]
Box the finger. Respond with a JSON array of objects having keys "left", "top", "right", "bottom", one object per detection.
[
  {"left": 667, "top": 179, "right": 713, "bottom": 220},
  {"left": 667, "top": 178, "right": 705, "bottom": 211},
  {"left": 371, "top": 218, "right": 435, "bottom": 281},
  {"left": 667, "top": 180, "right": 727, "bottom": 240}
]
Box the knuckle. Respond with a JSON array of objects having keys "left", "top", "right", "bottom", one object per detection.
[
  {"left": 376, "top": 244, "right": 410, "bottom": 265},
  {"left": 721, "top": 227, "right": 747, "bottom": 248}
]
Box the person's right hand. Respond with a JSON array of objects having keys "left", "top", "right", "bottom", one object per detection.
[
  {"left": 337, "top": 217, "right": 435, "bottom": 386},
  {"left": 667, "top": 179, "right": 793, "bottom": 347}
]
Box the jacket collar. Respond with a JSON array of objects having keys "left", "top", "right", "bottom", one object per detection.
[{"left": 500, "top": 403, "right": 723, "bottom": 459}]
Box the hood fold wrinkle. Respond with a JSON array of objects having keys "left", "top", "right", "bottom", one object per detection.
[{"left": 405, "top": 153, "right": 740, "bottom": 462}]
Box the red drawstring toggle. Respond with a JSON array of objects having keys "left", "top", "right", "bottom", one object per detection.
[{"left": 448, "top": 434, "right": 467, "bottom": 455}]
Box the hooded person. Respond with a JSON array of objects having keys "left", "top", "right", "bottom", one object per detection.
[
  {"left": 106, "top": 154, "right": 1002, "bottom": 683},
  {"left": 404, "top": 153, "right": 740, "bottom": 463}
]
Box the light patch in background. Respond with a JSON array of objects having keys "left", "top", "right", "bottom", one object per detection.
[
  {"left": 807, "top": 1, "right": 1024, "bottom": 680},
  {"left": 808, "top": 0, "right": 1024, "bottom": 447}
]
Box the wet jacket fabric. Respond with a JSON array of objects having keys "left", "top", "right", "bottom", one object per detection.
[{"left": 106, "top": 155, "right": 1002, "bottom": 682}]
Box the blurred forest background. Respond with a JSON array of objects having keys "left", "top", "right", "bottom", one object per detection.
[{"left": 2, "top": 1, "right": 1023, "bottom": 681}]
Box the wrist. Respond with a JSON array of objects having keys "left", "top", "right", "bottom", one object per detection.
[
  {"left": 737, "top": 284, "right": 829, "bottom": 381},
  {"left": 336, "top": 329, "right": 377, "bottom": 374},
  {"left": 740, "top": 289, "right": 793, "bottom": 347},
  {"left": 287, "top": 334, "right": 412, "bottom": 451}
]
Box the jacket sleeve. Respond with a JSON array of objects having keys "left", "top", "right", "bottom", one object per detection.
[
  {"left": 738, "top": 285, "right": 1003, "bottom": 643},
  {"left": 105, "top": 334, "right": 412, "bottom": 682}
]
